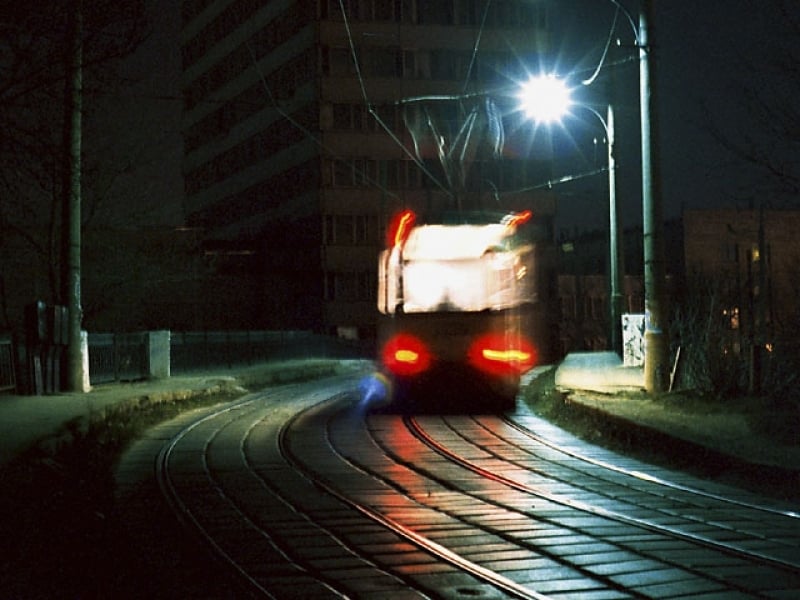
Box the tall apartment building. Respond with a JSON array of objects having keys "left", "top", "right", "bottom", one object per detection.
[{"left": 180, "top": 0, "right": 557, "bottom": 337}]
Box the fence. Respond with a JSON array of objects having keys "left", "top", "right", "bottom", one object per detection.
[
  {"left": 88, "top": 332, "right": 155, "bottom": 385},
  {"left": 0, "top": 336, "right": 15, "bottom": 392},
  {"left": 169, "top": 330, "right": 370, "bottom": 374},
  {"left": 3, "top": 330, "right": 373, "bottom": 391}
]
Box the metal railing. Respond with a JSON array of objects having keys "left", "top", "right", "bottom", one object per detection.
[{"left": 87, "top": 332, "right": 150, "bottom": 384}]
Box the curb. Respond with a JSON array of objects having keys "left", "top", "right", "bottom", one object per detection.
[
  {"left": 3, "top": 360, "right": 359, "bottom": 468},
  {"left": 564, "top": 396, "right": 800, "bottom": 502}
]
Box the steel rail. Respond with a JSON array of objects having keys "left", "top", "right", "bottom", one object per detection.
[
  {"left": 281, "top": 396, "right": 554, "bottom": 600},
  {"left": 501, "top": 413, "right": 800, "bottom": 520},
  {"left": 407, "top": 415, "right": 800, "bottom": 576}
]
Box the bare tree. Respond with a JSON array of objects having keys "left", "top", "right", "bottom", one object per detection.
[
  {"left": 670, "top": 271, "right": 749, "bottom": 396},
  {"left": 0, "top": 0, "right": 148, "bottom": 332},
  {"left": 704, "top": 0, "right": 800, "bottom": 201}
]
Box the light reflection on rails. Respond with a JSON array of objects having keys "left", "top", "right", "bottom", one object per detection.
[
  {"left": 404, "top": 414, "right": 800, "bottom": 574},
  {"left": 499, "top": 414, "right": 800, "bottom": 519},
  {"left": 282, "top": 398, "right": 553, "bottom": 600}
]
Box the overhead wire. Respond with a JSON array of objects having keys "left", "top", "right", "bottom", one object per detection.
[
  {"left": 462, "top": 0, "right": 492, "bottom": 96},
  {"left": 244, "top": 39, "right": 399, "bottom": 200},
  {"left": 336, "top": 0, "right": 452, "bottom": 197},
  {"left": 497, "top": 166, "right": 611, "bottom": 196},
  {"left": 606, "top": 0, "right": 641, "bottom": 46},
  {"left": 582, "top": 6, "right": 620, "bottom": 86},
  {"left": 243, "top": 3, "right": 633, "bottom": 204}
]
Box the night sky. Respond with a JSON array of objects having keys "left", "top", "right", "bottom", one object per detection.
[
  {"left": 654, "top": 1, "right": 790, "bottom": 219},
  {"left": 108, "top": 1, "right": 797, "bottom": 234},
  {"left": 539, "top": 0, "right": 798, "bottom": 233}
]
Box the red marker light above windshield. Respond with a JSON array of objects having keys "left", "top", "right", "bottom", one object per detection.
[
  {"left": 387, "top": 209, "right": 416, "bottom": 248},
  {"left": 503, "top": 210, "right": 532, "bottom": 231}
]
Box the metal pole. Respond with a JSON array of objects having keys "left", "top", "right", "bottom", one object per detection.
[
  {"left": 62, "top": 0, "right": 85, "bottom": 392},
  {"left": 607, "top": 103, "right": 624, "bottom": 356},
  {"left": 640, "top": 0, "right": 668, "bottom": 392}
]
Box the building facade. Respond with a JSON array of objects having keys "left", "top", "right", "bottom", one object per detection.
[
  {"left": 180, "top": 0, "right": 557, "bottom": 337},
  {"left": 683, "top": 208, "right": 800, "bottom": 350}
]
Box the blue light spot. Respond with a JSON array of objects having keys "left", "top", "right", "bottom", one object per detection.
[{"left": 358, "top": 372, "right": 391, "bottom": 408}]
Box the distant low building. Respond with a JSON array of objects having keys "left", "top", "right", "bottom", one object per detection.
[
  {"left": 554, "top": 227, "right": 645, "bottom": 356},
  {"left": 557, "top": 273, "right": 644, "bottom": 356},
  {"left": 554, "top": 208, "right": 800, "bottom": 362},
  {"left": 683, "top": 208, "right": 800, "bottom": 352}
]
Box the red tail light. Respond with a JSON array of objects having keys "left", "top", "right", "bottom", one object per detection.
[
  {"left": 468, "top": 333, "right": 537, "bottom": 376},
  {"left": 381, "top": 333, "right": 432, "bottom": 376}
]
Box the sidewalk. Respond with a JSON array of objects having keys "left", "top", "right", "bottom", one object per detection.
[
  {"left": 554, "top": 351, "right": 644, "bottom": 393},
  {"left": 0, "top": 359, "right": 351, "bottom": 467},
  {"left": 549, "top": 352, "right": 800, "bottom": 497}
]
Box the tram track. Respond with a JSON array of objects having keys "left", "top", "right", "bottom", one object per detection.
[
  {"left": 403, "top": 414, "right": 800, "bottom": 574},
  {"left": 156, "top": 380, "right": 368, "bottom": 598},
  {"left": 360, "top": 411, "right": 800, "bottom": 597},
  {"left": 152, "top": 377, "right": 800, "bottom": 598},
  {"left": 499, "top": 413, "right": 800, "bottom": 520}
]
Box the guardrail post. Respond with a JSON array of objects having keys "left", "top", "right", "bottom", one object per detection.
[{"left": 146, "top": 330, "right": 170, "bottom": 379}]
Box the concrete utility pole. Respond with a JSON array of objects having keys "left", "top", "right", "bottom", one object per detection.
[
  {"left": 607, "top": 103, "right": 624, "bottom": 357},
  {"left": 62, "top": 0, "right": 86, "bottom": 392},
  {"left": 749, "top": 202, "right": 766, "bottom": 395},
  {"left": 639, "top": 0, "right": 669, "bottom": 393}
]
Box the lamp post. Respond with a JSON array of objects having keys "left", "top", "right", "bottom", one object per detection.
[
  {"left": 518, "top": 76, "right": 624, "bottom": 355},
  {"left": 520, "top": 0, "right": 667, "bottom": 392}
]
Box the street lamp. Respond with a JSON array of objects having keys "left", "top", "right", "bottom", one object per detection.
[
  {"left": 518, "top": 74, "right": 572, "bottom": 123},
  {"left": 517, "top": 75, "right": 624, "bottom": 356},
  {"left": 519, "top": 0, "right": 668, "bottom": 394}
]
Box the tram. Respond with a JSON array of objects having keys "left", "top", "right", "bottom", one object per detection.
[{"left": 376, "top": 209, "right": 539, "bottom": 410}]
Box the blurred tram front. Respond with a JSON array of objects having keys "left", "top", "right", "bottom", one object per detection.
[{"left": 377, "top": 209, "right": 539, "bottom": 411}]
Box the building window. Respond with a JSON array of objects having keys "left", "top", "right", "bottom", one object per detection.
[
  {"left": 723, "top": 306, "right": 740, "bottom": 330},
  {"left": 418, "top": 0, "right": 454, "bottom": 24},
  {"left": 326, "top": 47, "right": 356, "bottom": 76},
  {"left": 586, "top": 296, "right": 604, "bottom": 320},
  {"left": 324, "top": 214, "right": 378, "bottom": 245},
  {"left": 400, "top": 159, "right": 423, "bottom": 188},
  {"left": 383, "top": 160, "right": 399, "bottom": 188},
  {"left": 355, "top": 215, "right": 378, "bottom": 244},
  {"left": 332, "top": 159, "right": 354, "bottom": 186},
  {"left": 366, "top": 47, "right": 403, "bottom": 78},
  {"left": 325, "top": 271, "right": 376, "bottom": 301},
  {"left": 455, "top": 0, "right": 479, "bottom": 25},
  {"left": 374, "top": 0, "right": 397, "bottom": 21},
  {"left": 329, "top": 158, "right": 424, "bottom": 189},
  {"left": 723, "top": 242, "right": 739, "bottom": 263},
  {"left": 332, "top": 103, "right": 353, "bottom": 129},
  {"left": 560, "top": 294, "right": 576, "bottom": 319},
  {"left": 626, "top": 293, "right": 643, "bottom": 313},
  {"left": 370, "top": 104, "right": 397, "bottom": 132},
  {"left": 336, "top": 215, "right": 355, "bottom": 244}
]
